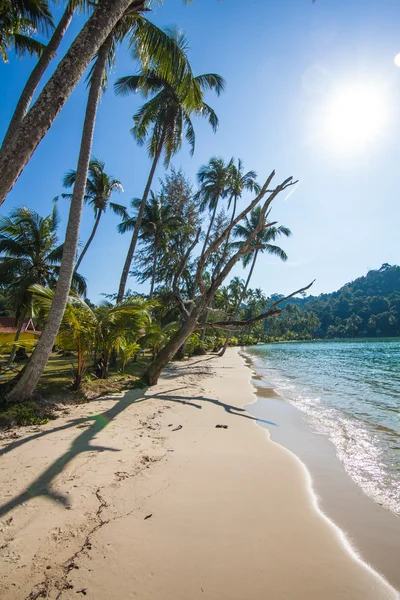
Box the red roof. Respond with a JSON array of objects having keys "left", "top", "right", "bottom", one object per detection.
[{"left": 0, "top": 317, "right": 41, "bottom": 335}]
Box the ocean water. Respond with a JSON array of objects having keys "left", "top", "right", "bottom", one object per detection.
[{"left": 246, "top": 338, "right": 400, "bottom": 515}]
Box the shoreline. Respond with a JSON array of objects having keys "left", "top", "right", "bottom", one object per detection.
[
  {"left": 0, "top": 349, "right": 398, "bottom": 599},
  {"left": 241, "top": 348, "right": 400, "bottom": 591}
]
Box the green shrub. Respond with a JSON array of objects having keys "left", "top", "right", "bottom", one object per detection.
[{"left": 0, "top": 400, "right": 55, "bottom": 428}]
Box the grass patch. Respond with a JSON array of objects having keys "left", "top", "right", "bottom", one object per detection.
[
  {"left": 0, "top": 353, "right": 151, "bottom": 429},
  {"left": 0, "top": 400, "right": 56, "bottom": 428}
]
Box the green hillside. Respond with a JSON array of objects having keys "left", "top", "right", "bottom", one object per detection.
[{"left": 264, "top": 264, "right": 400, "bottom": 340}]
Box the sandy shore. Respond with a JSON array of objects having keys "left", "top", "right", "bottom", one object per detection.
[{"left": 0, "top": 349, "right": 398, "bottom": 599}]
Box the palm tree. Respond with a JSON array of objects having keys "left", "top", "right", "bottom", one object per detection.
[
  {"left": 119, "top": 192, "right": 182, "bottom": 298},
  {"left": 219, "top": 207, "right": 291, "bottom": 356},
  {"left": 195, "top": 157, "right": 232, "bottom": 259},
  {"left": 115, "top": 29, "right": 224, "bottom": 301},
  {"left": 2, "top": 15, "right": 193, "bottom": 402},
  {"left": 0, "top": 206, "right": 86, "bottom": 363},
  {"left": 0, "top": 5, "right": 46, "bottom": 63},
  {"left": 228, "top": 276, "right": 246, "bottom": 307},
  {"left": 0, "top": 0, "right": 53, "bottom": 63},
  {"left": 215, "top": 159, "right": 260, "bottom": 275},
  {"left": 191, "top": 157, "right": 232, "bottom": 342},
  {"left": 62, "top": 157, "right": 125, "bottom": 272}
]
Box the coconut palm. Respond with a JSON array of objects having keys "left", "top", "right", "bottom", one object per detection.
[
  {"left": 3, "top": 16, "right": 195, "bottom": 402},
  {"left": 0, "top": 206, "right": 86, "bottom": 363},
  {"left": 215, "top": 159, "right": 260, "bottom": 275},
  {"left": 119, "top": 191, "right": 182, "bottom": 298},
  {"left": 219, "top": 207, "right": 291, "bottom": 356},
  {"left": 195, "top": 157, "right": 232, "bottom": 259},
  {"left": 115, "top": 29, "right": 224, "bottom": 301},
  {"left": 0, "top": 0, "right": 52, "bottom": 63},
  {"left": 191, "top": 157, "right": 232, "bottom": 342},
  {"left": 62, "top": 157, "right": 126, "bottom": 272},
  {"left": 228, "top": 276, "right": 246, "bottom": 308}
]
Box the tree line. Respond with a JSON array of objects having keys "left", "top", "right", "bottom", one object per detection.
[{"left": 264, "top": 264, "right": 400, "bottom": 340}]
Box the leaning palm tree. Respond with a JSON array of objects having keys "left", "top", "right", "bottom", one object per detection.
[
  {"left": 0, "top": 206, "right": 86, "bottom": 363},
  {"left": 219, "top": 207, "right": 291, "bottom": 356},
  {"left": 119, "top": 192, "right": 182, "bottom": 298},
  {"left": 115, "top": 29, "right": 224, "bottom": 302},
  {"left": 2, "top": 16, "right": 194, "bottom": 403},
  {"left": 62, "top": 157, "right": 125, "bottom": 271}
]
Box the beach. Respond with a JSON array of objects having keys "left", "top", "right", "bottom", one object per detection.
[{"left": 0, "top": 349, "right": 398, "bottom": 600}]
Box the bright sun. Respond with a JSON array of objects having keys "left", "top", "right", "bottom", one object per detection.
[{"left": 320, "top": 82, "right": 390, "bottom": 155}]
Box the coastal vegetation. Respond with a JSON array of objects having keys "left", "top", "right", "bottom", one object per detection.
[{"left": 264, "top": 264, "right": 400, "bottom": 341}]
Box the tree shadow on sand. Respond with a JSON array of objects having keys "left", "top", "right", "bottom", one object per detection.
[
  {"left": 0, "top": 379, "right": 278, "bottom": 518},
  {"left": 148, "top": 390, "right": 278, "bottom": 427},
  {"left": 0, "top": 389, "right": 147, "bottom": 518}
]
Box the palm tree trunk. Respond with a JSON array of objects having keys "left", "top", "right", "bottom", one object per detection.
[
  {"left": 200, "top": 196, "right": 237, "bottom": 342},
  {"left": 143, "top": 308, "right": 202, "bottom": 386},
  {"left": 217, "top": 194, "right": 236, "bottom": 275},
  {"left": 3, "top": 37, "right": 112, "bottom": 403},
  {"left": 74, "top": 210, "right": 102, "bottom": 273},
  {"left": 220, "top": 250, "right": 258, "bottom": 357},
  {"left": 0, "top": 0, "right": 143, "bottom": 206},
  {"left": 201, "top": 200, "right": 219, "bottom": 259},
  {"left": 1, "top": 3, "right": 75, "bottom": 150},
  {"left": 149, "top": 242, "right": 158, "bottom": 299},
  {"left": 117, "top": 128, "right": 166, "bottom": 303},
  {"left": 6, "top": 307, "right": 28, "bottom": 365},
  {"left": 197, "top": 201, "right": 219, "bottom": 342}
]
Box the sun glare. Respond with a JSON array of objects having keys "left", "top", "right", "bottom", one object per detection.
[
  {"left": 320, "top": 82, "right": 390, "bottom": 155},
  {"left": 394, "top": 53, "right": 400, "bottom": 68}
]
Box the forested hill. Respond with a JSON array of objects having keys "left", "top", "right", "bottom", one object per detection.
[{"left": 264, "top": 264, "right": 400, "bottom": 340}]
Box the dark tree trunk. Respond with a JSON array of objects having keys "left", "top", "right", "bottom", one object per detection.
[
  {"left": 149, "top": 242, "right": 158, "bottom": 299},
  {"left": 0, "top": 0, "right": 143, "bottom": 205},
  {"left": 3, "top": 38, "right": 112, "bottom": 403},
  {"left": 117, "top": 128, "right": 166, "bottom": 302},
  {"left": 189, "top": 200, "right": 220, "bottom": 342},
  {"left": 143, "top": 311, "right": 201, "bottom": 386},
  {"left": 74, "top": 210, "right": 102, "bottom": 273},
  {"left": 1, "top": 3, "right": 75, "bottom": 149},
  {"left": 219, "top": 250, "right": 258, "bottom": 357},
  {"left": 201, "top": 200, "right": 218, "bottom": 259}
]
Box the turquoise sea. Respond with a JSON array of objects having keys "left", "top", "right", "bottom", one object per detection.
[{"left": 246, "top": 338, "right": 400, "bottom": 515}]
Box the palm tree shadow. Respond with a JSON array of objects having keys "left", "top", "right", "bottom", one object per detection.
[
  {"left": 0, "top": 388, "right": 147, "bottom": 519},
  {"left": 150, "top": 392, "right": 278, "bottom": 427}
]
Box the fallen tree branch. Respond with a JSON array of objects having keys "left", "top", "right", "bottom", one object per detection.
[{"left": 195, "top": 280, "right": 315, "bottom": 330}]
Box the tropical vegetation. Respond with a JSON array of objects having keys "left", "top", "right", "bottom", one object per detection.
[
  {"left": 264, "top": 264, "right": 400, "bottom": 341},
  {"left": 0, "top": 0, "right": 332, "bottom": 413}
]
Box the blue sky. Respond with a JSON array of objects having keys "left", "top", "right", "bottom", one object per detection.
[{"left": 1, "top": 0, "right": 400, "bottom": 302}]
